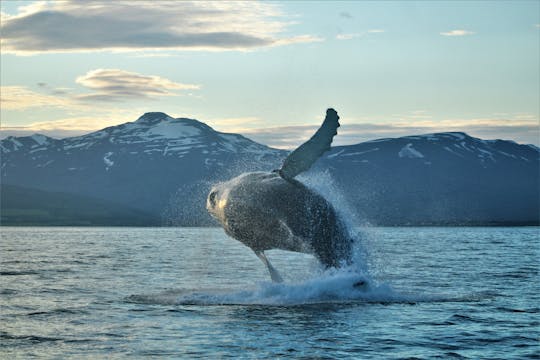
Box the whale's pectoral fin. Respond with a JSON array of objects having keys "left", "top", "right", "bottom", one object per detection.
[
  {"left": 255, "top": 251, "right": 284, "bottom": 283},
  {"left": 278, "top": 108, "right": 340, "bottom": 180}
]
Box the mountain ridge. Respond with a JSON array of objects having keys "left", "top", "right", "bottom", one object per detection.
[
  {"left": 1, "top": 112, "right": 538, "bottom": 226},
  {"left": 2, "top": 115, "right": 538, "bottom": 151}
]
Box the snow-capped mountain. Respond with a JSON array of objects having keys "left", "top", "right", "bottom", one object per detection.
[
  {"left": 1, "top": 112, "right": 283, "bottom": 169},
  {"left": 1, "top": 114, "right": 538, "bottom": 225},
  {"left": 1, "top": 112, "right": 286, "bottom": 225},
  {"left": 314, "top": 132, "right": 539, "bottom": 225}
]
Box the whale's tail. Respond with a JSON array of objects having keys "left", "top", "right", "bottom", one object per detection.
[{"left": 277, "top": 108, "right": 340, "bottom": 180}]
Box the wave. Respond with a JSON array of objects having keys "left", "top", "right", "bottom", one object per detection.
[{"left": 125, "top": 267, "right": 489, "bottom": 307}]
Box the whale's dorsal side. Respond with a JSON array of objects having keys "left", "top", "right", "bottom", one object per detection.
[{"left": 278, "top": 108, "right": 340, "bottom": 180}]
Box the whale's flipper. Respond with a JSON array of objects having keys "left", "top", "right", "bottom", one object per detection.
[
  {"left": 256, "top": 251, "right": 283, "bottom": 283},
  {"left": 278, "top": 108, "right": 340, "bottom": 180}
]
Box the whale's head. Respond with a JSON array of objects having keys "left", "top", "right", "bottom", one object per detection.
[
  {"left": 206, "top": 182, "right": 229, "bottom": 225},
  {"left": 207, "top": 172, "right": 277, "bottom": 227}
]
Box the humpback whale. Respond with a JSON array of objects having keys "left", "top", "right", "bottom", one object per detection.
[{"left": 206, "top": 109, "right": 353, "bottom": 282}]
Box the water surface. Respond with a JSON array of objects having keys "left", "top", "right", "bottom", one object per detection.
[{"left": 1, "top": 227, "right": 538, "bottom": 358}]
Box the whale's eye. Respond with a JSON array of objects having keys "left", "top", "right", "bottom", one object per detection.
[{"left": 208, "top": 190, "right": 217, "bottom": 207}]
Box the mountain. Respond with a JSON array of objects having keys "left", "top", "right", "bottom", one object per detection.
[
  {"left": 1, "top": 112, "right": 285, "bottom": 225},
  {"left": 1, "top": 113, "right": 538, "bottom": 226},
  {"left": 314, "top": 132, "right": 539, "bottom": 225}
]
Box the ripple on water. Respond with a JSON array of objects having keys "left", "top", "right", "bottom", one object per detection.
[
  {"left": 0, "top": 227, "right": 538, "bottom": 359},
  {"left": 0, "top": 332, "right": 63, "bottom": 345},
  {"left": 0, "top": 270, "right": 40, "bottom": 276}
]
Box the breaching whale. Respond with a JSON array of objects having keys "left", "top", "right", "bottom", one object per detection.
[{"left": 206, "top": 109, "right": 353, "bottom": 282}]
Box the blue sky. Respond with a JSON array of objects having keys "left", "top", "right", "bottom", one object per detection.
[{"left": 1, "top": 1, "right": 538, "bottom": 148}]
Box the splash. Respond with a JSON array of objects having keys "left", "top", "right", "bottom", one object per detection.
[
  {"left": 130, "top": 170, "right": 418, "bottom": 306},
  {"left": 152, "top": 168, "right": 438, "bottom": 306},
  {"left": 126, "top": 268, "right": 494, "bottom": 306},
  {"left": 126, "top": 271, "right": 423, "bottom": 306},
  {"left": 299, "top": 169, "right": 371, "bottom": 275}
]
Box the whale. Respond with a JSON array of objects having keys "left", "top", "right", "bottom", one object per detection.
[{"left": 206, "top": 109, "right": 353, "bottom": 282}]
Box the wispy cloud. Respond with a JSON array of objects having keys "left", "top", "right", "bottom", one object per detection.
[
  {"left": 75, "top": 69, "right": 199, "bottom": 102},
  {"left": 240, "top": 117, "right": 539, "bottom": 149},
  {"left": 206, "top": 117, "right": 263, "bottom": 130},
  {"left": 336, "top": 33, "right": 361, "bottom": 41},
  {"left": 0, "top": 117, "right": 121, "bottom": 138},
  {"left": 1, "top": 69, "right": 198, "bottom": 111},
  {"left": 0, "top": 108, "right": 148, "bottom": 139},
  {"left": 336, "top": 29, "right": 384, "bottom": 40},
  {"left": 0, "top": 1, "right": 320, "bottom": 54},
  {"left": 440, "top": 29, "right": 475, "bottom": 36},
  {"left": 0, "top": 86, "right": 76, "bottom": 110}
]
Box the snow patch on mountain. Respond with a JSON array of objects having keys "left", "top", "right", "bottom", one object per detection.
[
  {"left": 327, "top": 149, "right": 345, "bottom": 159},
  {"left": 342, "top": 148, "right": 379, "bottom": 157},
  {"left": 445, "top": 132, "right": 466, "bottom": 140},
  {"left": 31, "top": 134, "right": 50, "bottom": 146},
  {"left": 103, "top": 152, "right": 114, "bottom": 170},
  {"left": 147, "top": 121, "right": 201, "bottom": 139},
  {"left": 36, "top": 160, "right": 54, "bottom": 168},
  {"left": 477, "top": 148, "right": 496, "bottom": 162},
  {"left": 29, "top": 147, "right": 47, "bottom": 154},
  {"left": 3, "top": 137, "right": 23, "bottom": 152},
  {"left": 420, "top": 134, "right": 440, "bottom": 141},
  {"left": 399, "top": 143, "right": 424, "bottom": 158},
  {"left": 365, "top": 138, "right": 391, "bottom": 143},
  {"left": 498, "top": 151, "right": 517, "bottom": 159},
  {"left": 460, "top": 141, "right": 475, "bottom": 152},
  {"left": 64, "top": 142, "right": 91, "bottom": 150}
]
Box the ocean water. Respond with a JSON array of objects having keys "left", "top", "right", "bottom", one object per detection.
[{"left": 1, "top": 226, "right": 538, "bottom": 359}]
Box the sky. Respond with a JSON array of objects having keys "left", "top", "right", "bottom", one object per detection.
[{"left": 1, "top": 0, "right": 539, "bottom": 148}]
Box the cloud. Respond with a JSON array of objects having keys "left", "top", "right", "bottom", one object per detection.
[
  {"left": 206, "top": 117, "right": 262, "bottom": 130},
  {"left": 75, "top": 69, "right": 199, "bottom": 102},
  {"left": 0, "top": 117, "right": 120, "bottom": 139},
  {"left": 336, "top": 29, "right": 384, "bottom": 40},
  {"left": 240, "top": 117, "right": 540, "bottom": 149},
  {"left": 339, "top": 11, "right": 353, "bottom": 19},
  {"left": 336, "top": 33, "right": 361, "bottom": 40},
  {"left": 440, "top": 29, "right": 475, "bottom": 36},
  {"left": 1, "top": 69, "right": 198, "bottom": 111},
  {"left": 0, "top": 1, "right": 320, "bottom": 54},
  {"left": 0, "top": 86, "right": 75, "bottom": 110},
  {"left": 272, "top": 34, "right": 324, "bottom": 46},
  {"left": 0, "top": 108, "right": 148, "bottom": 139}
]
